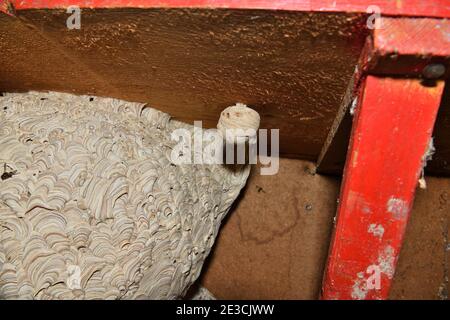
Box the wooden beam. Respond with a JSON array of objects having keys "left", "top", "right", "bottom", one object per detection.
[
  {"left": 321, "top": 76, "right": 445, "bottom": 300},
  {"left": 1, "top": 8, "right": 367, "bottom": 160},
  {"left": 9, "top": 0, "right": 450, "bottom": 18},
  {"left": 316, "top": 40, "right": 370, "bottom": 175}
]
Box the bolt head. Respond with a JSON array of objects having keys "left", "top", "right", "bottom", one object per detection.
[{"left": 422, "top": 63, "right": 446, "bottom": 79}]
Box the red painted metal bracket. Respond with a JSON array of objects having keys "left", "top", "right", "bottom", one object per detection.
[{"left": 322, "top": 76, "right": 445, "bottom": 300}]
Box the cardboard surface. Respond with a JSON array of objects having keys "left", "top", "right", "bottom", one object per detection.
[{"left": 200, "top": 158, "right": 450, "bottom": 299}]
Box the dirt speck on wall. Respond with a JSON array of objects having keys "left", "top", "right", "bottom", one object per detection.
[{"left": 199, "top": 158, "right": 450, "bottom": 300}]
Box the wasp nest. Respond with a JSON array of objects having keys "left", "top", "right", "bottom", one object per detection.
[{"left": 0, "top": 92, "right": 250, "bottom": 299}]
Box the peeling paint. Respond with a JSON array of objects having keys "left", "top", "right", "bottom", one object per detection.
[
  {"left": 351, "top": 272, "right": 368, "bottom": 300},
  {"left": 368, "top": 223, "right": 384, "bottom": 239},
  {"left": 351, "top": 245, "right": 396, "bottom": 299},
  {"left": 387, "top": 197, "right": 408, "bottom": 220},
  {"left": 377, "top": 245, "right": 396, "bottom": 279}
]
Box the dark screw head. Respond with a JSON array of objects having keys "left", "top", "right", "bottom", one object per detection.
[{"left": 422, "top": 63, "right": 446, "bottom": 79}]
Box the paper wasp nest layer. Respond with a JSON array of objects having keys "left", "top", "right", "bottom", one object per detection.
[{"left": 0, "top": 92, "right": 250, "bottom": 299}]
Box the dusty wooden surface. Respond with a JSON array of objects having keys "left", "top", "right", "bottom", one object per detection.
[
  {"left": 199, "top": 159, "right": 450, "bottom": 299},
  {"left": 0, "top": 8, "right": 366, "bottom": 159},
  {"left": 1, "top": 9, "right": 450, "bottom": 175}
]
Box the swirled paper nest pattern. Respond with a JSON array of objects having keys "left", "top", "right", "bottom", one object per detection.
[{"left": 0, "top": 92, "right": 250, "bottom": 299}]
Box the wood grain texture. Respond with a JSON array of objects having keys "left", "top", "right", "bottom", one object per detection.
[{"left": 0, "top": 8, "right": 367, "bottom": 159}]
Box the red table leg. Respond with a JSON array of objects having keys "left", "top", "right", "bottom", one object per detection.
[{"left": 321, "top": 76, "right": 445, "bottom": 300}]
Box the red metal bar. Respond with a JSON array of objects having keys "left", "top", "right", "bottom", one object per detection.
[
  {"left": 321, "top": 76, "right": 445, "bottom": 299},
  {"left": 9, "top": 0, "right": 450, "bottom": 18}
]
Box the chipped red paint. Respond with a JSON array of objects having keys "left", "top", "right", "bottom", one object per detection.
[
  {"left": 8, "top": 0, "right": 450, "bottom": 18},
  {"left": 321, "top": 76, "right": 445, "bottom": 300}
]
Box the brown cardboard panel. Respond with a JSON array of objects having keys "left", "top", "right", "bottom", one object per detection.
[
  {"left": 200, "top": 159, "right": 450, "bottom": 300},
  {"left": 390, "top": 177, "right": 450, "bottom": 300},
  {"left": 200, "top": 158, "right": 340, "bottom": 299}
]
